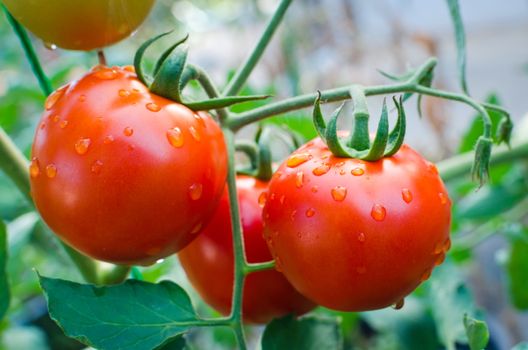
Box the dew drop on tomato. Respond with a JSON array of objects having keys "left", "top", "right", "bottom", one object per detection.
[
  {"left": 331, "top": 186, "right": 347, "bottom": 202},
  {"left": 279, "top": 195, "right": 285, "bottom": 204},
  {"left": 438, "top": 192, "right": 448, "bottom": 205},
  {"left": 420, "top": 268, "right": 432, "bottom": 282},
  {"left": 59, "top": 120, "right": 68, "bottom": 129},
  {"left": 442, "top": 237, "right": 451, "bottom": 252},
  {"left": 166, "top": 127, "right": 184, "bottom": 148},
  {"left": 295, "top": 171, "right": 304, "bottom": 188},
  {"left": 118, "top": 89, "right": 131, "bottom": 97},
  {"left": 78, "top": 95, "right": 86, "bottom": 103},
  {"left": 51, "top": 115, "right": 60, "bottom": 123},
  {"left": 258, "top": 191, "right": 267, "bottom": 208},
  {"left": 45, "top": 88, "right": 66, "bottom": 110},
  {"left": 46, "top": 164, "right": 57, "bottom": 178},
  {"left": 74, "top": 138, "right": 91, "bottom": 155},
  {"left": 401, "top": 188, "right": 413, "bottom": 203},
  {"left": 43, "top": 42, "right": 57, "bottom": 50},
  {"left": 188, "top": 183, "right": 203, "bottom": 201},
  {"left": 191, "top": 222, "right": 203, "bottom": 234},
  {"left": 146, "top": 102, "right": 161, "bottom": 112},
  {"left": 434, "top": 253, "right": 446, "bottom": 266},
  {"left": 357, "top": 232, "right": 366, "bottom": 243},
  {"left": 189, "top": 126, "right": 201, "bottom": 141},
  {"left": 351, "top": 167, "right": 365, "bottom": 176},
  {"left": 91, "top": 160, "right": 103, "bottom": 174},
  {"left": 286, "top": 153, "right": 311, "bottom": 168},
  {"left": 95, "top": 68, "right": 118, "bottom": 80},
  {"left": 290, "top": 210, "right": 297, "bottom": 221},
  {"left": 103, "top": 135, "right": 114, "bottom": 144},
  {"left": 392, "top": 298, "right": 405, "bottom": 310},
  {"left": 311, "top": 186, "right": 318, "bottom": 193},
  {"left": 312, "top": 164, "right": 330, "bottom": 176},
  {"left": 29, "top": 158, "right": 40, "bottom": 178},
  {"left": 275, "top": 256, "right": 283, "bottom": 272},
  {"left": 194, "top": 113, "right": 206, "bottom": 128},
  {"left": 371, "top": 204, "right": 386, "bottom": 221},
  {"left": 123, "top": 127, "right": 134, "bottom": 137},
  {"left": 305, "top": 208, "right": 316, "bottom": 217}
]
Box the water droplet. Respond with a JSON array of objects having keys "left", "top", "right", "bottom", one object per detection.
[
  {"left": 295, "top": 171, "right": 304, "bottom": 188},
  {"left": 335, "top": 161, "right": 345, "bottom": 167},
  {"left": 312, "top": 164, "right": 330, "bottom": 176},
  {"left": 50, "top": 115, "right": 59, "bottom": 123},
  {"left": 351, "top": 167, "right": 365, "bottom": 176},
  {"left": 118, "top": 89, "right": 131, "bottom": 97},
  {"left": 287, "top": 153, "right": 311, "bottom": 168},
  {"left": 91, "top": 160, "right": 103, "bottom": 174},
  {"left": 189, "top": 183, "right": 203, "bottom": 200},
  {"left": 191, "top": 222, "right": 203, "bottom": 234},
  {"left": 357, "top": 232, "right": 366, "bottom": 243},
  {"left": 95, "top": 68, "right": 117, "bottom": 80},
  {"left": 74, "top": 138, "right": 91, "bottom": 155},
  {"left": 270, "top": 193, "right": 276, "bottom": 201},
  {"left": 156, "top": 258, "right": 165, "bottom": 264},
  {"left": 339, "top": 169, "right": 346, "bottom": 175},
  {"left": 305, "top": 208, "right": 316, "bottom": 217},
  {"left": 189, "top": 126, "right": 201, "bottom": 141},
  {"left": 433, "top": 241, "right": 444, "bottom": 255},
  {"left": 123, "top": 127, "right": 134, "bottom": 137},
  {"left": 258, "top": 191, "right": 267, "bottom": 208},
  {"left": 439, "top": 192, "right": 448, "bottom": 205},
  {"left": 45, "top": 87, "right": 66, "bottom": 110},
  {"left": 146, "top": 102, "right": 161, "bottom": 112},
  {"left": 442, "top": 237, "right": 451, "bottom": 252},
  {"left": 356, "top": 266, "right": 367, "bottom": 274},
  {"left": 331, "top": 186, "right": 347, "bottom": 201},
  {"left": 311, "top": 186, "right": 318, "bottom": 193},
  {"left": 371, "top": 204, "right": 386, "bottom": 221},
  {"left": 59, "top": 120, "right": 68, "bottom": 129},
  {"left": 167, "top": 127, "right": 184, "bottom": 148},
  {"left": 392, "top": 298, "right": 405, "bottom": 310},
  {"left": 434, "top": 253, "right": 446, "bottom": 266},
  {"left": 273, "top": 171, "right": 283, "bottom": 179},
  {"left": 420, "top": 268, "right": 432, "bottom": 282},
  {"left": 132, "top": 88, "right": 141, "bottom": 93},
  {"left": 43, "top": 42, "right": 57, "bottom": 50},
  {"left": 402, "top": 188, "right": 413, "bottom": 203},
  {"left": 275, "top": 256, "right": 283, "bottom": 272},
  {"left": 39, "top": 122, "right": 46, "bottom": 130},
  {"left": 123, "top": 65, "right": 135, "bottom": 73},
  {"left": 46, "top": 164, "right": 57, "bottom": 178},
  {"left": 290, "top": 210, "right": 297, "bottom": 220},
  {"left": 279, "top": 195, "right": 285, "bottom": 204},
  {"left": 103, "top": 135, "right": 114, "bottom": 144},
  {"left": 29, "top": 158, "right": 40, "bottom": 178},
  {"left": 428, "top": 162, "right": 439, "bottom": 174},
  {"left": 78, "top": 94, "right": 86, "bottom": 102},
  {"left": 194, "top": 113, "right": 206, "bottom": 128}
]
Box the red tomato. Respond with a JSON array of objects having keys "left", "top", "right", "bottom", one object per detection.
[
  {"left": 178, "top": 176, "right": 315, "bottom": 324},
  {"left": 30, "top": 65, "right": 227, "bottom": 265},
  {"left": 3, "top": 0, "right": 155, "bottom": 50},
  {"left": 263, "top": 138, "right": 452, "bottom": 311}
]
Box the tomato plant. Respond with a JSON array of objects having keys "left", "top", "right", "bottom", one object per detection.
[
  {"left": 2, "top": 0, "right": 155, "bottom": 50},
  {"left": 263, "top": 138, "right": 451, "bottom": 311},
  {"left": 179, "top": 175, "right": 315, "bottom": 323},
  {"left": 30, "top": 65, "right": 228, "bottom": 265}
]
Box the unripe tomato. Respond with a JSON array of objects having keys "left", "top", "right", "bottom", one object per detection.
[
  {"left": 263, "top": 138, "right": 451, "bottom": 311},
  {"left": 30, "top": 65, "right": 227, "bottom": 265},
  {"left": 178, "top": 176, "right": 315, "bottom": 324},
  {"left": 3, "top": 0, "right": 155, "bottom": 50}
]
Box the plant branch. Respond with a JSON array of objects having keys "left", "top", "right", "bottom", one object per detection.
[
  {"left": 223, "top": 0, "right": 292, "bottom": 97},
  {"left": 185, "top": 64, "right": 230, "bottom": 121},
  {"left": 3, "top": 5, "right": 53, "bottom": 96},
  {"left": 244, "top": 261, "right": 276, "bottom": 274}
]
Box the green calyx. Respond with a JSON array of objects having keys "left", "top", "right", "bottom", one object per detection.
[
  {"left": 472, "top": 136, "right": 493, "bottom": 188},
  {"left": 133, "top": 32, "right": 269, "bottom": 111},
  {"left": 313, "top": 88, "right": 406, "bottom": 161}
]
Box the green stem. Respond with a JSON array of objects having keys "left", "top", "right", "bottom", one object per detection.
[
  {"left": 223, "top": 0, "right": 292, "bottom": 97},
  {"left": 3, "top": 5, "right": 53, "bottom": 96},
  {"left": 223, "top": 128, "right": 248, "bottom": 349},
  {"left": 438, "top": 140, "right": 528, "bottom": 182},
  {"left": 186, "top": 64, "right": 230, "bottom": 121},
  {"left": 244, "top": 261, "right": 276, "bottom": 274},
  {"left": 348, "top": 85, "right": 371, "bottom": 150}
]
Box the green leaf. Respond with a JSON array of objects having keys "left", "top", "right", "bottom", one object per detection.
[
  {"left": 40, "top": 276, "right": 200, "bottom": 350},
  {"left": 446, "top": 0, "right": 469, "bottom": 94},
  {"left": 261, "top": 315, "right": 343, "bottom": 350},
  {"left": 505, "top": 225, "right": 528, "bottom": 309},
  {"left": 459, "top": 94, "right": 502, "bottom": 153},
  {"left": 0, "top": 220, "right": 9, "bottom": 321},
  {"left": 427, "top": 261, "right": 486, "bottom": 349},
  {"left": 463, "top": 314, "right": 489, "bottom": 350}
]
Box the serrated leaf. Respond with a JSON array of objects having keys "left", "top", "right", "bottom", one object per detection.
[
  {"left": 459, "top": 94, "right": 502, "bottom": 153},
  {"left": 506, "top": 226, "right": 528, "bottom": 309},
  {"left": 40, "top": 276, "right": 200, "bottom": 350},
  {"left": 0, "top": 220, "right": 9, "bottom": 321},
  {"left": 261, "top": 315, "right": 343, "bottom": 350},
  {"left": 463, "top": 314, "right": 489, "bottom": 350},
  {"left": 428, "top": 261, "right": 485, "bottom": 349},
  {"left": 446, "top": 0, "right": 469, "bottom": 94}
]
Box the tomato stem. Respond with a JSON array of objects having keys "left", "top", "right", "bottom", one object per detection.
[
  {"left": 222, "top": 0, "right": 293, "bottom": 97},
  {"left": 96, "top": 50, "right": 107, "bottom": 66},
  {"left": 3, "top": 5, "right": 53, "bottom": 96},
  {"left": 244, "top": 261, "right": 276, "bottom": 274}
]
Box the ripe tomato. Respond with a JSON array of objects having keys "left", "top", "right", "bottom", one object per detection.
[
  {"left": 30, "top": 65, "right": 227, "bottom": 265},
  {"left": 3, "top": 0, "right": 155, "bottom": 50},
  {"left": 263, "top": 138, "right": 451, "bottom": 311},
  {"left": 178, "top": 175, "right": 315, "bottom": 324}
]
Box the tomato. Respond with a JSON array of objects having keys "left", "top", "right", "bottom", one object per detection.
[
  {"left": 3, "top": 0, "right": 155, "bottom": 50},
  {"left": 262, "top": 138, "right": 451, "bottom": 311},
  {"left": 29, "top": 65, "right": 227, "bottom": 265},
  {"left": 178, "top": 175, "right": 315, "bottom": 324}
]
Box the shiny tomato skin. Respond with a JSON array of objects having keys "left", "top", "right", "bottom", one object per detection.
[
  {"left": 178, "top": 175, "right": 315, "bottom": 324},
  {"left": 3, "top": 0, "right": 155, "bottom": 50},
  {"left": 30, "top": 66, "right": 227, "bottom": 265},
  {"left": 263, "top": 138, "right": 452, "bottom": 311}
]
